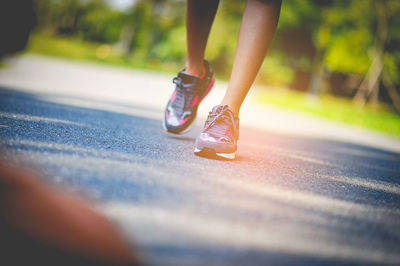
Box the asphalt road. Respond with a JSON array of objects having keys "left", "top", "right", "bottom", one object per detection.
[{"left": 1, "top": 55, "right": 400, "bottom": 266}]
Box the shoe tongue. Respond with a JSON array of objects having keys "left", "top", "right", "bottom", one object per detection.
[
  {"left": 213, "top": 105, "right": 230, "bottom": 114},
  {"left": 178, "top": 72, "right": 199, "bottom": 84}
]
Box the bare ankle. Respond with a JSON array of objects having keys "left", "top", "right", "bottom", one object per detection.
[
  {"left": 220, "top": 101, "right": 240, "bottom": 118},
  {"left": 185, "top": 62, "right": 205, "bottom": 77},
  {"left": 229, "top": 108, "right": 240, "bottom": 118}
]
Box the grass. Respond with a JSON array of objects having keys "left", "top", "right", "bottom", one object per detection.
[
  {"left": 255, "top": 87, "right": 400, "bottom": 138},
  {"left": 27, "top": 34, "right": 400, "bottom": 137},
  {"left": 0, "top": 62, "right": 9, "bottom": 68}
]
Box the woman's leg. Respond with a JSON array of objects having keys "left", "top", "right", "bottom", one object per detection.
[
  {"left": 164, "top": 0, "right": 219, "bottom": 134},
  {"left": 221, "top": 0, "right": 281, "bottom": 117},
  {"left": 185, "top": 0, "right": 220, "bottom": 76}
]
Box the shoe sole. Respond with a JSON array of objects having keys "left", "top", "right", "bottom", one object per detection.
[
  {"left": 194, "top": 147, "right": 235, "bottom": 160},
  {"left": 163, "top": 78, "right": 215, "bottom": 135},
  {"left": 163, "top": 116, "right": 196, "bottom": 135}
]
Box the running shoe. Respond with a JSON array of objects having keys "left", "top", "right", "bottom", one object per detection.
[
  {"left": 164, "top": 60, "right": 215, "bottom": 134},
  {"left": 194, "top": 105, "right": 239, "bottom": 160}
]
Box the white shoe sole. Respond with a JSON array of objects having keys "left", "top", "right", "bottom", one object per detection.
[{"left": 194, "top": 147, "right": 236, "bottom": 160}]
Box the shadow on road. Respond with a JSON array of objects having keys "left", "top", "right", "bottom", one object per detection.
[{"left": 1, "top": 87, "right": 400, "bottom": 266}]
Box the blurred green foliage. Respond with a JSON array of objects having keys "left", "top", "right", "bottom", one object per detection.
[{"left": 30, "top": 0, "right": 400, "bottom": 108}]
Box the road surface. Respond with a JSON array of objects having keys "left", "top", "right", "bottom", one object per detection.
[{"left": 1, "top": 55, "right": 400, "bottom": 266}]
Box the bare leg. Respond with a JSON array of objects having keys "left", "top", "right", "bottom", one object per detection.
[
  {"left": 185, "top": 0, "right": 219, "bottom": 76},
  {"left": 221, "top": 0, "right": 281, "bottom": 117}
]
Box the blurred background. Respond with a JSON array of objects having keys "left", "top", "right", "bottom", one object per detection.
[{"left": 2, "top": 0, "right": 400, "bottom": 136}]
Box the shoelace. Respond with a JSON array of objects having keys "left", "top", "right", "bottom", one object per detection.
[
  {"left": 204, "top": 106, "right": 238, "bottom": 140},
  {"left": 171, "top": 77, "right": 198, "bottom": 112}
]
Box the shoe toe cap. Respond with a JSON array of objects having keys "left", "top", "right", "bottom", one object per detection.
[{"left": 196, "top": 133, "right": 236, "bottom": 153}]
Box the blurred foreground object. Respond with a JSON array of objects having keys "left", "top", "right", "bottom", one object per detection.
[
  {"left": 0, "top": 0, "right": 35, "bottom": 58},
  {"left": 0, "top": 159, "right": 138, "bottom": 266}
]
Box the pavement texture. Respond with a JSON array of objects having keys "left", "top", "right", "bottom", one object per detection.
[{"left": 1, "top": 55, "right": 400, "bottom": 266}]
